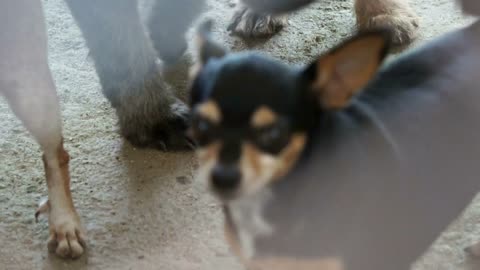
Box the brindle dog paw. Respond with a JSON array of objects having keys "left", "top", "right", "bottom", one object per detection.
[
  {"left": 228, "top": 5, "right": 287, "bottom": 38},
  {"left": 356, "top": 0, "right": 420, "bottom": 47}
]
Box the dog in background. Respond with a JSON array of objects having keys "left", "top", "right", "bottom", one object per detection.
[
  {"left": 0, "top": 0, "right": 205, "bottom": 259},
  {"left": 228, "top": 0, "right": 420, "bottom": 47},
  {"left": 189, "top": 0, "right": 480, "bottom": 268}
]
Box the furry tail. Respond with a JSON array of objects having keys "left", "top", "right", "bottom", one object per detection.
[{"left": 242, "top": 0, "right": 316, "bottom": 14}]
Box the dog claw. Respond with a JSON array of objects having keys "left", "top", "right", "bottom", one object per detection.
[
  {"left": 35, "top": 198, "right": 50, "bottom": 223},
  {"left": 157, "top": 141, "right": 168, "bottom": 152},
  {"left": 228, "top": 6, "right": 287, "bottom": 38},
  {"left": 186, "top": 141, "right": 196, "bottom": 150}
]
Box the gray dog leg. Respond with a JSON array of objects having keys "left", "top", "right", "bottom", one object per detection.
[
  {"left": 65, "top": 0, "right": 191, "bottom": 150},
  {"left": 148, "top": 0, "right": 206, "bottom": 65}
]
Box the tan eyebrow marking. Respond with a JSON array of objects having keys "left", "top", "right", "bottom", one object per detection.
[
  {"left": 251, "top": 106, "right": 278, "bottom": 128},
  {"left": 273, "top": 133, "right": 307, "bottom": 179},
  {"left": 197, "top": 100, "right": 222, "bottom": 124},
  {"left": 197, "top": 141, "right": 222, "bottom": 163}
]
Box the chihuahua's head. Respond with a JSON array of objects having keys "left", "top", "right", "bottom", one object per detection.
[{"left": 189, "top": 21, "right": 390, "bottom": 202}]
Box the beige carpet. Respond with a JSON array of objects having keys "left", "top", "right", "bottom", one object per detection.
[{"left": 0, "top": 0, "right": 477, "bottom": 269}]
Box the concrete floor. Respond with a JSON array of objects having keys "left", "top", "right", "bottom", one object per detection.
[{"left": 0, "top": 0, "right": 478, "bottom": 269}]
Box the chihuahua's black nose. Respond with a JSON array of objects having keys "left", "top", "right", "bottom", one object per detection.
[{"left": 211, "top": 165, "right": 241, "bottom": 191}]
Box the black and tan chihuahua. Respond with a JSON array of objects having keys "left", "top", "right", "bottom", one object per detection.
[
  {"left": 189, "top": 21, "right": 392, "bottom": 267},
  {"left": 189, "top": 5, "right": 480, "bottom": 268},
  {"left": 189, "top": 20, "right": 389, "bottom": 202}
]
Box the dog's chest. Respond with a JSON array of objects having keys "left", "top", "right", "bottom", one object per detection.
[{"left": 226, "top": 189, "right": 275, "bottom": 259}]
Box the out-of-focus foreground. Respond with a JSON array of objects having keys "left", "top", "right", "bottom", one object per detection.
[{"left": 0, "top": 0, "right": 476, "bottom": 269}]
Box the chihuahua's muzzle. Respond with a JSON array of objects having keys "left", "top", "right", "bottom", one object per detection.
[{"left": 211, "top": 163, "right": 242, "bottom": 193}]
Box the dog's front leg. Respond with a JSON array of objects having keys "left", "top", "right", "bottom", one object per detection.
[
  {"left": 64, "top": 0, "right": 193, "bottom": 151},
  {"left": 0, "top": 0, "right": 85, "bottom": 258},
  {"left": 36, "top": 143, "right": 85, "bottom": 258},
  {"left": 3, "top": 72, "right": 86, "bottom": 259}
]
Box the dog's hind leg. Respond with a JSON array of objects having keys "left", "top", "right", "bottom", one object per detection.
[
  {"left": 65, "top": 0, "right": 192, "bottom": 150},
  {"left": 0, "top": 0, "right": 85, "bottom": 258}
]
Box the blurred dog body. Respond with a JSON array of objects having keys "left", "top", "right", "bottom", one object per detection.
[
  {"left": 252, "top": 19, "right": 480, "bottom": 269},
  {"left": 190, "top": 0, "right": 480, "bottom": 269}
]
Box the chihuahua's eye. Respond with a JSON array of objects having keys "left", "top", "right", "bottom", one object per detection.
[
  {"left": 191, "top": 117, "right": 216, "bottom": 146},
  {"left": 258, "top": 126, "right": 281, "bottom": 145},
  {"left": 197, "top": 119, "right": 210, "bottom": 133},
  {"left": 253, "top": 121, "right": 290, "bottom": 154}
]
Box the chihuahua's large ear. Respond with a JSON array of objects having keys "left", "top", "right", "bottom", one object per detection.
[
  {"left": 303, "top": 31, "right": 390, "bottom": 110},
  {"left": 195, "top": 20, "right": 227, "bottom": 66}
]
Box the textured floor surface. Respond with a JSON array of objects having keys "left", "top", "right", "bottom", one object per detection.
[{"left": 0, "top": 0, "right": 478, "bottom": 269}]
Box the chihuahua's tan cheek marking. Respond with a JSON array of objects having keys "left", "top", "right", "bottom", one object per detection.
[
  {"left": 196, "top": 142, "right": 222, "bottom": 186},
  {"left": 244, "top": 143, "right": 262, "bottom": 175},
  {"left": 241, "top": 133, "right": 306, "bottom": 187},
  {"left": 240, "top": 144, "right": 273, "bottom": 193},
  {"left": 197, "top": 100, "right": 222, "bottom": 124},
  {"left": 251, "top": 106, "right": 278, "bottom": 128},
  {"left": 197, "top": 142, "right": 222, "bottom": 164},
  {"left": 241, "top": 144, "right": 278, "bottom": 196},
  {"left": 273, "top": 133, "right": 307, "bottom": 179}
]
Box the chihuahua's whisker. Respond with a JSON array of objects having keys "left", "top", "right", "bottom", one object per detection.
[{"left": 352, "top": 99, "right": 403, "bottom": 161}]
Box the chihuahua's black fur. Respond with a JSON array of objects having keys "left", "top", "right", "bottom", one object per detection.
[
  {"left": 191, "top": 53, "right": 318, "bottom": 142},
  {"left": 190, "top": 15, "right": 480, "bottom": 269},
  {"left": 190, "top": 21, "right": 391, "bottom": 201}
]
